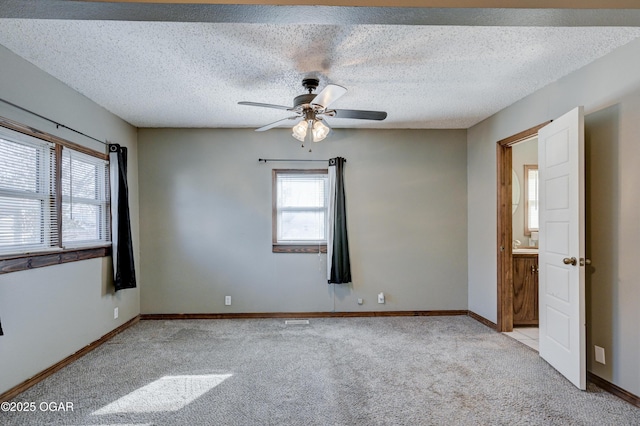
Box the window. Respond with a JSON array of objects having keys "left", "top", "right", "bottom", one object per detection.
[
  {"left": 0, "top": 118, "right": 110, "bottom": 270},
  {"left": 525, "top": 165, "right": 539, "bottom": 235},
  {"left": 272, "top": 169, "right": 328, "bottom": 253},
  {"left": 61, "top": 148, "right": 110, "bottom": 247},
  {"left": 0, "top": 129, "right": 57, "bottom": 255}
]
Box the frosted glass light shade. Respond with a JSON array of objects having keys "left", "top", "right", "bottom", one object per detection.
[
  {"left": 312, "top": 120, "right": 330, "bottom": 142},
  {"left": 292, "top": 120, "right": 309, "bottom": 141}
]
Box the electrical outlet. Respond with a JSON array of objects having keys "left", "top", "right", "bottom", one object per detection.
[
  {"left": 595, "top": 345, "right": 606, "bottom": 364},
  {"left": 113, "top": 307, "right": 119, "bottom": 319},
  {"left": 357, "top": 298, "right": 363, "bottom": 305},
  {"left": 377, "top": 292, "right": 385, "bottom": 304},
  {"left": 225, "top": 296, "right": 231, "bottom": 306}
]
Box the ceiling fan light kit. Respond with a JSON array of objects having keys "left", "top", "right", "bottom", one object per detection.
[
  {"left": 238, "top": 78, "right": 387, "bottom": 144},
  {"left": 292, "top": 116, "right": 331, "bottom": 143}
]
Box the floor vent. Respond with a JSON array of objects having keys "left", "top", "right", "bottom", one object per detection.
[{"left": 285, "top": 319, "right": 310, "bottom": 325}]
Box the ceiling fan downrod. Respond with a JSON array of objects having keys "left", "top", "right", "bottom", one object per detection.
[{"left": 302, "top": 78, "right": 319, "bottom": 94}]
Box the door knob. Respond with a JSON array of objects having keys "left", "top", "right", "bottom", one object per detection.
[
  {"left": 563, "top": 257, "right": 577, "bottom": 266},
  {"left": 580, "top": 258, "right": 592, "bottom": 266}
]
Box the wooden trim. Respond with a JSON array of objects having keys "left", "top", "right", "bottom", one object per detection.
[
  {"left": 0, "top": 315, "right": 139, "bottom": 403},
  {"left": 0, "top": 115, "right": 108, "bottom": 160},
  {"left": 497, "top": 122, "right": 550, "bottom": 147},
  {"left": 468, "top": 311, "right": 497, "bottom": 330},
  {"left": 0, "top": 246, "right": 111, "bottom": 274},
  {"left": 141, "top": 310, "right": 469, "bottom": 320},
  {"left": 587, "top": 372, "right": 640, "bottom": 408},
  {"left": 497, "top": 142, "right": 513, "bottom": 332},
  {"left": 273, "top": 244, "right": 327, "bottom": 253}
]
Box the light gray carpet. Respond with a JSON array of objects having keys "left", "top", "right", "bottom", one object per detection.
[{"left": 2, "top": 316, "right": 639, "bottom": 425}]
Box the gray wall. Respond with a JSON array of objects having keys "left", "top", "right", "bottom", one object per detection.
[
  {"left": 138, "top": 128, "right": 468, "bottom": 314},
  {"left": 0, "top": 45, "right": 140, "bottom": 395},
  {"left": 467, "top": 37, "right": 640, "bottom": 395}
]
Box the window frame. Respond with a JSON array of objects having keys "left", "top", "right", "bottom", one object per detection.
[
  {"left": 272, "top": 168, "right": 328, "bottom": 254},
  {"left": 61, "top": 147, "right": 110, "bottom": 248},
  {"left": 0, "top": 116, "right": 111, "bottom": 274}
]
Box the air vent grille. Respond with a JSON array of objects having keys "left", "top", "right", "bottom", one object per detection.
[{"left": 285, "top": 320, "right": 310, "bottom": 325}]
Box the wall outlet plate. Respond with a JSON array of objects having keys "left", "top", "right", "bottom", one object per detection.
[
  {"left": 357, "top": 298, "right": 363, "bottom": 305},
  {"left": 595, "top": 345, "right": 606, "bottom": 364},
  {"left": 224, "top": 296, "right": 231, "bottom": 306},
  {"left": 114, "top": 307, "right": 119, "bottom": 319},
  {"left": 377, "top": 292, "right": 385, "bottom": 304}
]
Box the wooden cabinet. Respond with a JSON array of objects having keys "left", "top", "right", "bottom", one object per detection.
[{"left": 512, "top": 253, "right": 538, "bottom": 326}]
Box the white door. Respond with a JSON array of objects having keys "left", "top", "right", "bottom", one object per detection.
[{"left": 538, "top": 106, "right": 586, "bottom": 390}]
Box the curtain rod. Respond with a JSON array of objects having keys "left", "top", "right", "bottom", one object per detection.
[
  {"left": 0, "top": 97, "right": 108, "bottom": 146},
  {"left": 258, "top": 158, "right": 345, "bottom": 163}
]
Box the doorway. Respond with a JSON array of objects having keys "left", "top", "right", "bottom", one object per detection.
[
  {"left": 496, "top": 122, "right": 550, "bottom": 333},
  {"left": 498, "top": 108, "right": 588, "bottom": 389}
]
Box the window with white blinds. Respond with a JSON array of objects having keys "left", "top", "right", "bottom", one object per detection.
[
  {"left": 0, "top": 124, "right": 110, "bottom": 257},
  {"left": 273, "top": 170, "right": 328, "bottom": 246},
  {"left": 61, "top": 148, "right": 110, "bottom": 247},
  {"left": 525, "top": 165, "right": 539, "bottom": 235},
  {"left": 0, "top": 128, "right": 57, "bottom": 255}
]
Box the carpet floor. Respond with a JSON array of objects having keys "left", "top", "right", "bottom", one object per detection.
[{"left": 2, "top": 316, "right": 639, "bottom": 425}]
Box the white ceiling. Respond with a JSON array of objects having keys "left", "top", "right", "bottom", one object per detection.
[{"left": 0, "top": 17, "right": 639, "bottom": 129}]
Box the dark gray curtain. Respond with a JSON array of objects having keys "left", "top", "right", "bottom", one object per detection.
[
  {"left": 328, "top": 157, "right": 351, "bottom": 284},
  {"left": 109, "top": 144, "right": 136, "bottom": 291},
  {"left": 0, "top": 318, "right": 3, "bottom": 336}
]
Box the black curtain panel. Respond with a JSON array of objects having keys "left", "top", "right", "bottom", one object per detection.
[
  {"left": 0, "top": 318, "right": 3, "bottom": 336},
  {"left": 109, "top": 144, "right": 136, "bottom": 291},
  {"left": 328, "top": 157, "right": 351, "bottom": 284}
]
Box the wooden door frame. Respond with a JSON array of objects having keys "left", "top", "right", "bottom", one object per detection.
[{"left": 496, "top": 122, "right": 550, "bottom": 332}]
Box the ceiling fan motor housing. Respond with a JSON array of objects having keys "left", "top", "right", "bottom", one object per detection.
[
  {"left": 294, "top": 78, "right": 321, "bottom": 110},
  {"left": 293, "top": 93, "right": 317, "bottom": 109}
]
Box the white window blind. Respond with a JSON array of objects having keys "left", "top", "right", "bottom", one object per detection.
[
  {"left": 0, "top": 128, "right": 57, "bottom": 255},
  {"left": 61, "top": 147, "right": 110, "bottom": 247},
  {"left": 276, "top": 172, "right": 328, "bottom": 243}
]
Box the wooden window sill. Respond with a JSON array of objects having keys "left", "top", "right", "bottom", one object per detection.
[
  {"left": 273, "top": 244, "right": 327, "bottom": 254},
  {"left": 0, "top": 246, "right": 111, "bottom": 274}
]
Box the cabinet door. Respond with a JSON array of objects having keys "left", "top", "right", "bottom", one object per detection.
[{"left": 513, "top": 256, "right": 538, "bottom": 325}]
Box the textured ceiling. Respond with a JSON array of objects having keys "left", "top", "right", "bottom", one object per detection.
[{"left": 0, "top": 19, "right": 639, "bottom": 129}]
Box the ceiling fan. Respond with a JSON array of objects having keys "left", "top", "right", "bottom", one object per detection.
[{"left": 238, "top": 78, "right": 387, "bottom": 143}]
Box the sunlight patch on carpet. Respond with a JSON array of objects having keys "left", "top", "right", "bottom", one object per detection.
[{"left": 92, "top": 374, "right": 232, "bottom": 415}]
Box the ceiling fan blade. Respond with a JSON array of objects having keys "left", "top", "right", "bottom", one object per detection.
[
  {"left": 331, "top": 109, "right": 388, "bottom": 121},
  {"left": 255, "top": 116, "right": 299, "bottom": 132},
  {"left": 238, "top": 101, "right": 292, "bottom": 111},
  {"left": 311, "top": 84, "right": 347, "bottom": 109}
]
